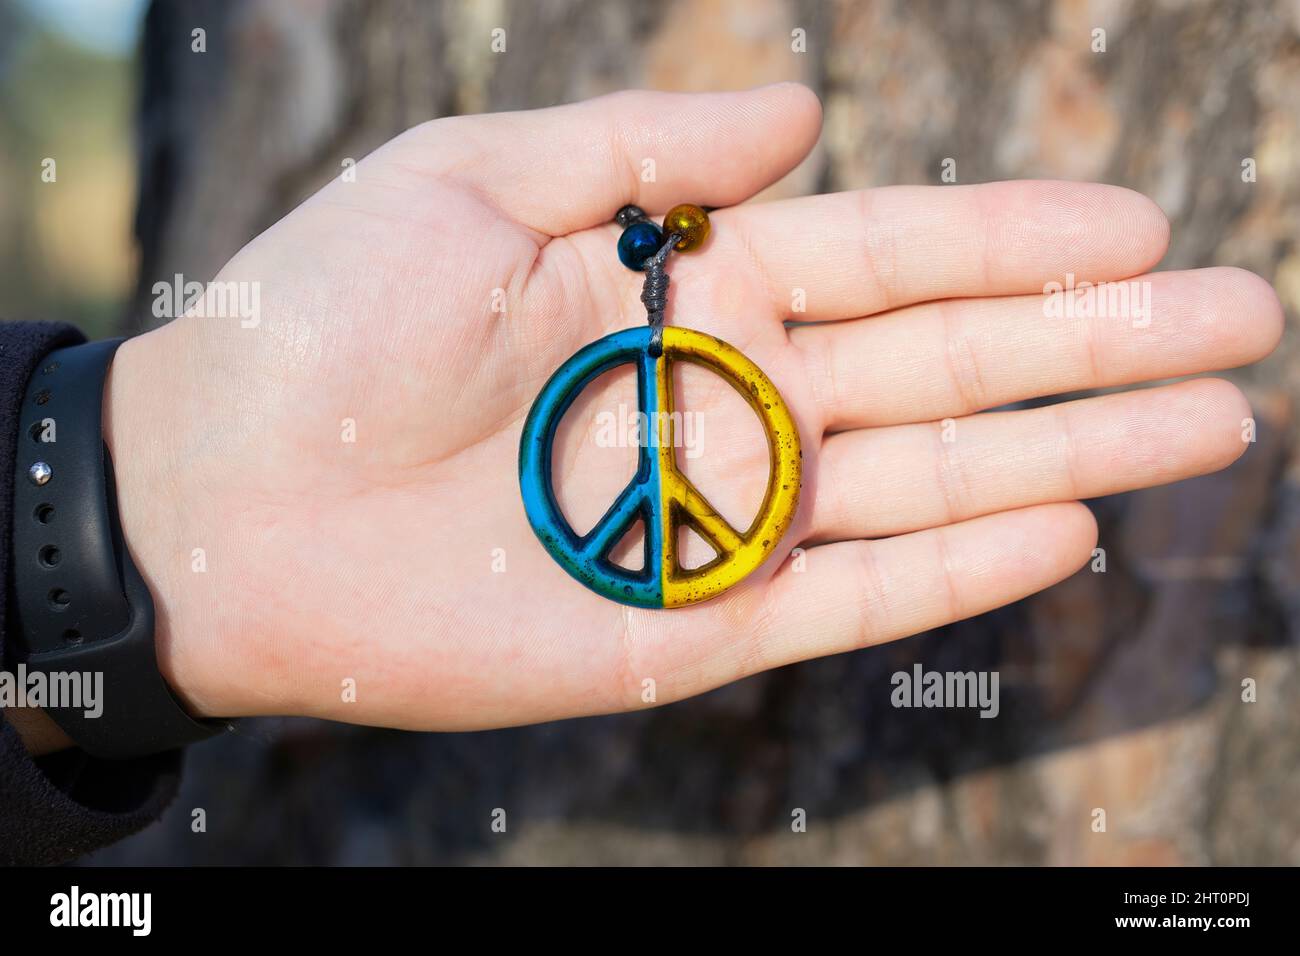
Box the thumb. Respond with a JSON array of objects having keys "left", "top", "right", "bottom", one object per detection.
[{"left": 388, "top": 83, "right": 823, "bottom": 236}]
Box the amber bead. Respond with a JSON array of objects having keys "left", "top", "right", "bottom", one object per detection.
[{"left": 662, "top": 204, "right": 711, "bottom": 252}]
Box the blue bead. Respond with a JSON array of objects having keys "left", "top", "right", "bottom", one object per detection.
[{"left": 617, "top": 221, "right": 664, "bottom": 271}]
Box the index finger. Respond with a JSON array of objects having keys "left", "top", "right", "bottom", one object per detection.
[{"left": 716, "top": 180, "right": 1171, "bottom": 322}]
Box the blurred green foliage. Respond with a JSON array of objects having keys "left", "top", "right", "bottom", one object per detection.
[{"left": 0, "top": 2, "right": 136, "bottom": 338}]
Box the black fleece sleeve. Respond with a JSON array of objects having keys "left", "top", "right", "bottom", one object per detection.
[{"left": 0, "top": 321, "right": 180, "bottom": 866}]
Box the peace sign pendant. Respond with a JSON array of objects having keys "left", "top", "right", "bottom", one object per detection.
[{"left": 519, "top": 324, "right": 801, "bottom": 609}]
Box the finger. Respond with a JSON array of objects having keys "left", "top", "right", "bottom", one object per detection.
[
  {"left": 809, "top": 378, "right": 1251, "bottom": 543},
  {"left": 795, "top": 266, "right": 1283, "bottom": 431},
  {"left": 648, "top": 503, "right": 1096, "bottom": 700},
  {"left": 396, "top": 84, "right": 823, "bottom": 235},
  {"left": 718, "top": 180, "right": 1169, "bottom": 321},
  {"left": 755, "top": 502, "right": 1096, "bottom": 668}
]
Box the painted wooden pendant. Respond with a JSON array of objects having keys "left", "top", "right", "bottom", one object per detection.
[{"left": 518, "top": 205, "right": 801, "bottom": 608}]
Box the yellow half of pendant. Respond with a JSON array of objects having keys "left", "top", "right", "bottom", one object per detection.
[{"left": 653, "top": 327, "right": 802, "bottom": 607}]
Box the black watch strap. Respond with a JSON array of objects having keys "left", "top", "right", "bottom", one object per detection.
[{"left": 10, "top": 339, "right": 225, "bottom": 758}]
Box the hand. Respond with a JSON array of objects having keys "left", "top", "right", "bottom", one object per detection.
[{"left": 103, "top": 84, "right": 1282, "bottom": 732}]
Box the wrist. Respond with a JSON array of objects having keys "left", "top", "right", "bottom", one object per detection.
[
  {"left": 3, "top": 705, "right": 73, "bottom": 756},
  {"left": 102, "top": 327, "right": 218, "bottom": 719}
]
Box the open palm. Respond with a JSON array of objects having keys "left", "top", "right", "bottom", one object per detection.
[{"left": 108, "top": 85, "right": 1281, "bottom": 731}]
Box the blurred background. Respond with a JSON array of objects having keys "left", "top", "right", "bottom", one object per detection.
[{"left": 2, "top": 0, "right": 1298, "bottom": 864}]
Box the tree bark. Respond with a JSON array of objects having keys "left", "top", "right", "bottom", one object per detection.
[{"left": 111, "top": 0, "right": 1300, "bottom": 865}]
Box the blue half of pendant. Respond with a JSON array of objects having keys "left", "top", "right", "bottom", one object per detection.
[{"left": 518, "top": 326, "right": 665, "bottom": 608}]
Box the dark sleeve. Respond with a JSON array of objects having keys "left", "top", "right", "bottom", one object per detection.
[{"left": 0, "top": 321, "right": 181, "bottom": 866}]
